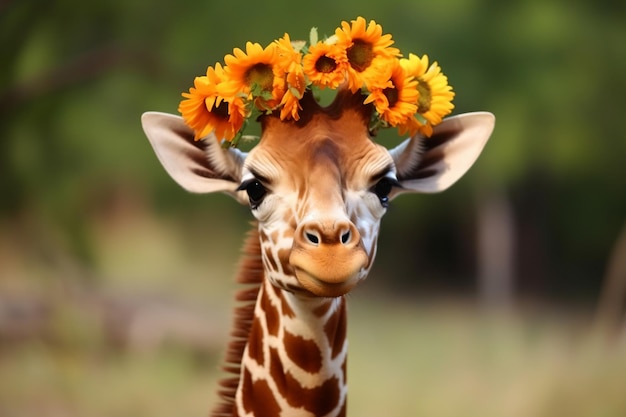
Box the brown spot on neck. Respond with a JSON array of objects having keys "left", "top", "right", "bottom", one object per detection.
[
  {"left": 246, "top": 318, "right": 265, "bottom": 366},
  {"left": 283, "top": 330, "right": 323, "bottom": 374},
  {"left": 324, "top": 301, "right": 347, "bottom": 359}
]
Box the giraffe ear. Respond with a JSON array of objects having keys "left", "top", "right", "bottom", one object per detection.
[
  {"left": 389, "top": 112, "right": 495, "bottom": 197},
  {"left": 141, "top": 112, "right": 247, "bottom": 203}
]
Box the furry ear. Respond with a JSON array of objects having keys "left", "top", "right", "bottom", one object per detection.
[
  {"left": 141, "top": 112, "right": 247, "bottom": 203},
  {"left": 389, "top": 112, "right": 495, "bottom": 197}
]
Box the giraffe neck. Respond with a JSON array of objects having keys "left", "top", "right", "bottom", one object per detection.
[{"left": 235, "top": 279, "right": 348, "bottom": 417}]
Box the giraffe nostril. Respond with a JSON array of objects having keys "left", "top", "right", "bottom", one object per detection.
[
  {"left": 305, "top": 231, "right": 320, "bottom": 245},
  {"left": 340, "top": 230, "right": 351, "bottom": 245}
]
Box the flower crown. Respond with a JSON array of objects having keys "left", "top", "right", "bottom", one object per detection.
[{"left": 179, "top": 17, "right": 455, "bottom": 148}]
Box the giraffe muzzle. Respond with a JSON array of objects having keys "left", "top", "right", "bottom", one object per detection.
[{"left": 289, "top": 220, "right": 369, "bottom": 297}]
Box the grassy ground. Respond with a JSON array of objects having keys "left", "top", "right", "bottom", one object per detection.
[{"left": 348, "top": 298, "right": 626, "bottom": 417}]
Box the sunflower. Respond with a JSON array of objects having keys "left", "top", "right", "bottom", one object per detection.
[
  {"left": 219, "top": 42, "right": 285, "bottom": 110},
  {"left": 364, "top": 58, "right": 418, "bottom": 128},
  {"left": 178, "top": 63, "right": 247, "bottom": 141},
  {"left": 399, "top": 53, "right": 455, "bottom": 136},
  {"left": 303, "top": 41, "right": 348, "bottom": 89},
  {"left": 334, "top": 17, "right": 400, "bottom": 93}
]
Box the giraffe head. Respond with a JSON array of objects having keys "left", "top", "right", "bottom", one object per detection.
[{"left": 142, "top": 89, "right": 494, "bottom": 298}]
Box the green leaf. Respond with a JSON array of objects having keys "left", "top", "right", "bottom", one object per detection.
[
  {"left": 289, "top": 86, "right": 303, "bottom": 100},
  {"left": 414, "top": 113, "right": 428, "bottom": 125},
  {"left": 368, "top": 113, "right": 388, "bottom": 136},
  {"left": 250, "top": 83, "right": 274, "bottom": 101},
  {"left": 291, "top": 40, "right": 306, "bottom": 53},
  {"left": 309, "top": 27, "right": 318, "bottom": 45}
]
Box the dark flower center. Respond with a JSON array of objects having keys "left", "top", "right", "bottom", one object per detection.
[
  {"left": 211, "top": 100, "right": 230, "bottom": 120},
  {"left": 246, "top": 63, "right": 274, "bottom": 91},
  {"left": 315, "top": 56, "right": 337, "bottom": 74},
  {"left": 346, "top": 39, "right": 374, "bottom": 72},
  {"left": 383, "top": 86, "right": 399, "bottom": 108}
]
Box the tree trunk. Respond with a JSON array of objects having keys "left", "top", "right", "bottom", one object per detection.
[
  {"left": 476, "top": 189, "right": 516, "bottom": 308},
  {"left": 595, "top": 223, "right": 626, "bottom": 340}
]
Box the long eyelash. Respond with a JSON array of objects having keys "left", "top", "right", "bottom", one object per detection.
[
  {"left": 236, "top": 179, "right": 255, "bottom": 191},
  {"left": 387, "top": 177, "right": 403, "bottom": 189},
  {"left": 370, "top": 164, "right": 394, "bottom": 183}
]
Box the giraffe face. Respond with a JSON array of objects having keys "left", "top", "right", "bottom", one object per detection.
[{"left": 239, "top": 109, "right": 395, "bottom": 298}]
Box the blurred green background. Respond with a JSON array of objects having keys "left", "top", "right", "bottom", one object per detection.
[{"left": 1, "top": 0, "right": 626, "bottom": 416}]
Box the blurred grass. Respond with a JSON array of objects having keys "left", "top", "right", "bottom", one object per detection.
[
  {"left": 0, "top": 344, "right": 219, "bottom": 417},
  {"left": 348, "top": 298, "right": 626, "bottom": 417}
]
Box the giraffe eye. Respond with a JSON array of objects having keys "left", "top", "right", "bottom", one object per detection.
[
  {"left": 371, "top": 177, "right": 399, "bottom": 208},
  {"left": 238, "top": 179, "right": 267, "bottom": 209}
]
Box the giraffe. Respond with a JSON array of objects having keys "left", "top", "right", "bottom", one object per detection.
[{"left": 141, "top": 88, "right": 494, "bottom": 416}]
